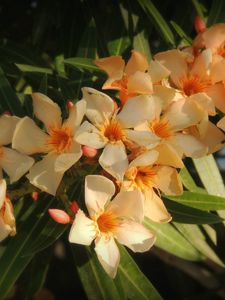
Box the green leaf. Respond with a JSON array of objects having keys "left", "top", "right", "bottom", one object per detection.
[
  {"left": 64, "top": 57, "right": 102, "bottom": 73},
  {"left": 193, "top": 155, "right": 225, "bottom": 197},
  {"left": 164, "top": 198, "right": 223, "bottom": 224},
  {"left": 166, "top": 191, "right": 225, "bottom": 211},
  {"left": 133, "top": 29, "right": 152, "bottom": 60},
  {"left": 207, "top": 0, "right": 225, "bottom": 25},
  {"left": 107, "top": 35, "right": 130, "bottom": 56},
  {"left": 179, "top": 167, "right": 206, "bottom": 194},
  {"left": 174, "top": 223, "right": 224, "bottom": 267},
  {"left": 144, "top": 218, "right": 202, "bottom": 261},
  {"left": 137, "top": 0, "right": 175, "bottom": 46},
  {"left": 0, "top": 67, "right": 24, "bottom": 116},
  {"left": 170, "top": 21, "right": 192, "bottom": 44},
  {"left": 0, "top": 195, "right": 56, "bottom": 299},
  {"left": 118, "top": 246, "right": 163, "bottom": 300},
  {"left": 191, "top": 0, "right": 207, "bottom": 18},
  {"left": 72, "top": 245, "right": 123, "bottom": 300},
  {"left": 15, "top": 63, "right": 53, "bottom": 74}
]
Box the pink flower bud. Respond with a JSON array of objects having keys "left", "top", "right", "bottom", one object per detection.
[
  {"left": 82, "top": 145, "right": 98, "bottom": 158},
  {"left": 48, "top": 209, "right": 71, "bottom": 224},
  {"left": 3, "top": 111, "right": 11, "bottom": 116},
  {"left": 70, "top": 201, "right": 79, "bottom": 214},
  {"left": 67, "top": 100, "right": 74, "bottom": 110},
  {"left": 31, "top": 191, "right": 39, "bottom": 201},
  {"left": 194, "top": 16, "right": 206, "bottom": 33}
]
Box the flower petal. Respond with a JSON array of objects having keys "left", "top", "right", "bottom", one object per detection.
[
  {"left": 32, "top": 93, "right": 62, "bottom": 131},
  {"left": 155, "top": 143, "right": 184, "bottom": 168},
  {"left": 125, "top": 50, "right": 149, "bottom": 75},
  {"left": 75, "top": 121, "right": 106, "bottom": 149},
  {"left": 125, "top": 130, "right": 160, "bottom": 148},
  {"left": 0, "top": 179, "right": 6, "bottom": 210},
  {"left": 26, "top": 154, "right": 64, "bottom": 195},
  {"left": 63, "top": 99, "right": 86, "bottom": 133},
  {"left": 129, "top": 150, "right": 159, "bottom": 168},
  {"left": 0, "top": 147, "right": 34, "bottom": 183},
  {"left": 144, "top": 189, "right": 172, "bottom": 223},
  {"left": 217, "top": 116, "right": 225, "bottom": 131},
  {"left": 148, "top": 59, "right": 170, "bottom": 83},
  {"left": 154, "top": 166, "right": 183, "bottom": 195},
  {"left": 69, "top": 209, "right": 96, "bottom": 245},
  {"left": 0, "top": 217, "right": 12, "bottom": 242},
  {"left": 12, "top": 117, "right": 48, "bottom": 155},
  {"left": 94, "top": 56, "right": 124, "bottom": 79},
  {"left": 85, "top": 175, "right": 115, "bottom": 218},
  {"left": 207, "top": 83, "right": 225, "bottom": 113},
  {"left": 117, "top": 95, "right": 155, "bottom": 128},
  {"left": 0, "top": 115, "right": 20, "bottom": 146},
  {"left": 54, "top": 150, "right": 82, "bottom": 173},
  {"left": 107, "top": 189, "right": 144, "bottom": 222},
  {"left": 190, "top": 49, "right": 212, "bottom": 77},
  {"left": 82, "top": 87, "right": 114, "bottom": 124},
  {"left": 99, "top": 143, "right": 128, "bottom": 181},
  {"left": 165, "top": 98, "right": 204, "bottom": 131},
  {"left": 95, "top": 236, "right": 120, "bottom": 278},
  {"left": 115, "top": 220, "right": 155, "bottom": 252},
  {"left": 189, "top": 93, "right": 216, "bottom": 116},
  {"left": 127, "top": 71, "right": 153, "bottom": 95}
]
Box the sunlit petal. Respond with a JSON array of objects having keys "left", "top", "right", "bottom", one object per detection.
[{"left": 0, "top": 115, "right": 19, "bottom": 146}]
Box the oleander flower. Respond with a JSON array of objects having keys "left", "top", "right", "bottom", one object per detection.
[
  {"left": 76, "top": 88, "right": 160, "bottom": 181},
  {"left": 94, "top": 50, "right": 170, "bottom": 104},
  {"left": 69, "top": 175, "right": 155, "bottom": 278},
  {"left": 154, "top": 49, "right": 225, "bottom": 115},
  {"left": 133, "top": 94, "right": 207, "bottom": 160},
  {"left": 0, "top": 114, "right": 34, "bottom": 182},
  {"left": 0, "top": 179, "right": 16, "bottom": 241},
  {"left": 12, "top": 93, "right": 86, "bottom": 195},
  {"left": 103, "top": 149, "right": 182, "bottom": 223},
  {"left": 217, "top": 116, "right": 225, "bottom": 132}
]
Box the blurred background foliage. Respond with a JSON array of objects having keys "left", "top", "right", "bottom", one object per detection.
[{"left": 1, "top": 0, "right": 225, "bottom": 299}]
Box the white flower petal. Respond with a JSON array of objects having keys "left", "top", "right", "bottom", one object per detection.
[
  {"left": 0, "top": 147, "right": 34, "bottom": 183},
  {"left": 32, "top": 93, "right": 62, "bottom": 131},
  {"left": 12, "top": 117, "right": 48, "bottom": 155},
  {"left": 127, "top": 72, "right": 153, "bottom": 94},
  {"left": 0, "top": 115, "right": 20, "bottom": 145},
  {"left": 85, "top": 175, "right": 115, "bottom": 218},
  {"left": 125, "top": 130, "right": 160, "bottom": 148},
  {"left": 95, "top": 236, "right": 120, "bottom": 278},
  {"left": 115, "top": 220, "right": 155, "bottom": 252},
  {"left": 75, "top": 121, "right": 106, "bottom": 149},
  {"left": 54, "top": 150, "right": 81, "bottom": 173},
  {"left": 129, "top": 150, "right": 159, "bottom": 168},
  {"left": 26, "top": 154, "right": 64, "bottom": 195},
  {"left": 174, "top": 133, "right": 207, "bottom": 158},
  {"left": 148, "top": 59, "right": 170, "bottom": 83},
  {"left": 63, "top": 99, "right": 86, "bottom": 132},
  {"left": 217, "top": 116, "right": 225, "bottom": 131},
  {"left": 189, "top": 93, "right": 216, "bottom": 116},
  {"left": 155, "top": 143, "right": 184, "bottom": 168},
  {"left": 144, "top": 190, "right": 172, "bottom": 223},
  {"left": 82, "top": 87, "right": 114, "bottom": 124},
  {"left": 117, "top": 95, "right": 155, "bottom": 128},
  {"left": 0, "top": 217, "right": 11, "bottom": 242},
  {"left": 154, "top": 166, "right": 183, "bottom": 195},
  {"left": 99, "top": 143, "right": 128, "bottom": 181},
  {"left": 107, "top": 189, "right": 144, "bottom": 222},
  {"left": 69, "top": 209, "right": 96, "bottom": 245}
]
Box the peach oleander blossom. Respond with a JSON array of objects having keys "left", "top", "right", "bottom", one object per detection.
[
  {"left": 75, "top": 87, "right": 160, "bottom": 181},
  {"left": 94, "top": 50, "right": 171, "bottom": 105},
  {"left": 0, "top": 114, "right": 34, "bottom": 182},
  {"left": 69, "top": 175, "right": 155, "bottom": 278},
  {"left": 12, "top": 93, "right": 86, "bottom": 195},
  {"left": 102, "top": 149, "right": 182, "bottom": 223},
  {"left": 0, "top": 179, "right": 16, "bottom": 241}
]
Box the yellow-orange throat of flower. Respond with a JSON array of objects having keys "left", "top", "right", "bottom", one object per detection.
[
  {"left": 97, "top": 211, "right": 119, "bottom": 233},
  {"left": 150, "top": 119, "right": 172, "bottom": 139},
  {"left": 47, "top": 126, "right": 73, "bottom": 154},
  {"left": 125, "top": 166, "right": 157, "bottom": 191},
  {"left": 103, "top": 120, "right": 125, "bottom": 143},
  {"left": 180, "top": 75, "right": 210, "bottom": 96}
]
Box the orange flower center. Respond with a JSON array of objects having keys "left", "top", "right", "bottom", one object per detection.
[
  {"left": 47, "top": 126, "right": 73, "bottom": 154},
  {"left": 150, "top": 119, "right": 172, "bottom": 139},
  {"left": 103, "top": 120, "right": 124, "bottom": 143},
  {"left": 180, "top": 75, "right": 210, "bottom": 96},
  {"left": 125, "top": 166, "right": 157, "bottom": 191},
  {"left": 97, "top": 211, "right": 118, "bottom": 233}
]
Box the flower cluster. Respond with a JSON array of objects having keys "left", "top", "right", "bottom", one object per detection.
[{"left": 1, "top": 19, "right": 225, "bottom": 278}]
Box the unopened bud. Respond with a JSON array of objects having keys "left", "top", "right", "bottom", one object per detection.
[
  {"left": 82, "top": 145, "right": 98, "bottom": 158},
  {"left": 70, "top": 201, "right": 79, "bottom": 214},
  {"left": 48, "top": 209, "right": 71, "bottom": 224},
  {"left": 3, "top": 111, "right": 11, "bottom": 116},
  {"left": 194, "top": 16, "right": 206, "bottom": 33},
  {"left": 67, "top": 100, "right": 74, "bottom": 110},
  {"left": 31, "top": 191, "right": 39, "bottom": 201}
]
